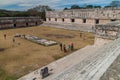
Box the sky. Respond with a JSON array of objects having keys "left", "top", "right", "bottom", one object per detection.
[{"left": 0, "top": 0, "right": 119, "bottom": 11}]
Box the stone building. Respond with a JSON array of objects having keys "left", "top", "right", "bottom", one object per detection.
[
  {"left": 94, "top": 21, "right": 120, "bottom": 46},
  {"left": 0, "top": 17, "right": 42, "bottom": 29},
  {"left": 46, "top": 8, "right": 120, "bottom": 25}
]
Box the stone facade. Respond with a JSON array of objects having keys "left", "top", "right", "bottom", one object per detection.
[
  {"left": 0, "top": 17, "right": 42, "bottom": 29},
  {"left": 94, "top": 21, "right": 120, "bottom": 46},
  {"left": 46, "top": 8, "right": 120, "bottom": 25}
]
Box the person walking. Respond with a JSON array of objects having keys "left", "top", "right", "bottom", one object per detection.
[
  {"left": 80, "top": 33, "right": 82, "bottom": 38},
  {"left": 63, "top": 44, "right": 67, "bottom": 53},
  {"left": 71, "top": 43, "right": 74, "bottom": 51},
  {"left": 59, "top": 43, "right": 62, "bottom": 51},
  {"left": 4, "top": 34, "right": 6, "bottom": 39},
  {"left": 12, "top": 38, "right": 15, "bottom": 42},
  {"left": 67, "top": 44, "right": 71, "bottom": 51}
]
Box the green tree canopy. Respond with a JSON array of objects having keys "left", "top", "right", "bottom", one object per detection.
[
  {"left": 109, "top": 0, "right": 120, "bottom": 7},
  {"left": 70, "top": 5, "right": 81, "bottom": 9}
]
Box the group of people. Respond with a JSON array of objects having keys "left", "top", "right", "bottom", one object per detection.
[
  {"left": 59, "top": 43, "right": 74, "bottom": 53},
  {"left": 4, "top": 34, "right": 16, "bottom": 43}
]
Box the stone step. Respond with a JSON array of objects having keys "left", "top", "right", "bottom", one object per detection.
[
  {"left": 41, "top": 22, "right": 93, "bottom": 32},
  {"left": 18, "top": 38, "right": 120, "bottom": 80},
  {"left": 52, "top": 38, "right": 120, "bottom": 80},
  {"left": 18, "top": 45, "right": 100, "bottom": 80}
]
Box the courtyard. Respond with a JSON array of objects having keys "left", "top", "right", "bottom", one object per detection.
[{"left": 0, "top": 26, "right": 94, "bottom": 80}]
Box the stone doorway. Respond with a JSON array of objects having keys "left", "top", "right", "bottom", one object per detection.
[
  {"left": 95, "top": 19, "right": 99, "bottom": 24},
  {"left": 83, "top": 19, "right": 86, "bottom": 23},
  {"left": 111, "top": 19, "right": 116, "bottom": 22},
  {"left": 71, "top": 19, "right": 75, "bottom": 22},
  {"left": 62, "top": 18, "right": 64, "bottom": 22}
]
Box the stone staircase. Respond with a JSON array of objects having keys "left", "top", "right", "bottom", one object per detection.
[
  {"left": 52, "top": 38, "right": 120, "bottom": 80},
  {"left": 18, "top": 45, "right": 101, "bottom": 80},
  {"left": 18, "top": 38, "right": 120, "bottom": 80}
]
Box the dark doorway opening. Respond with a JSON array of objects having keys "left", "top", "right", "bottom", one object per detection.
[
  {"left": 26, "top": 23, "right": 28, "bottom": 26},
  {"left": 55, "top": 18, "right": 57, "bottom": 21},
  {"left": 62, "top": 18, "right": 64, "bottom": 22},
  {"left": 36, "top": 22, "right": 38, "bottom": 25},
  {"left": 49, "top": 18, "right": 51, "bottom": 21},
  {"left": 111, "top": 19, "right": 116, "bottom": 21},
  {"left": 95, "top": 19, "right": 99, "bottom": 24},
  {"left": 83, "top": 19, "right": 86, "bottom": 23},
  {"left": 71, "top": 19, "right": 75, "bottom": 22},
  {"left": 14, "top": 24, "right": 16, "bottom": 27}
]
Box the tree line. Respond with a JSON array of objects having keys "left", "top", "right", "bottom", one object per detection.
[
  {"left": 64, "top": 0, "right": 120, "bottom": 10},
  {"left": 0, "top": 0, "right": 120, "bottom": 19}
]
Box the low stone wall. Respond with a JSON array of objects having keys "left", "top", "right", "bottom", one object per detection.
[
  {"left": 0, "top": 17, "right": 43, "bottom": 29},
  {"left": 94, "top": 37, "right": 113, "bottom": 46}
]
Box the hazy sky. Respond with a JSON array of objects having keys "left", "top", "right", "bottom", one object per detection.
[{"left": 0, "top": 0, "right": 119, "bottom": 11}]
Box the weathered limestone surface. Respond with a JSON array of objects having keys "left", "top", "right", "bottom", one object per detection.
[
  {"left": 0, "top": 17, "right": 42, "bottom": 29},
  {"left": 41, "top": 22, "right": 93, "bottom": 32},
  {"left": 94, "top": 21, "right": 120, "bottom": 46},
  {"left": 18, "top": 37, "right": 120, "bottom": 80},
  {"left": 52, "top": 38, "right": 120, "bottom": 80},
  {"left": 18, "top": 45, "right": 100, "bottom": 80},
  {"left": 46, "top": 8, "right": 120, "bottom": 25},
  {"left": 100, "top": 55, "right": 120, "bottom": 80}
]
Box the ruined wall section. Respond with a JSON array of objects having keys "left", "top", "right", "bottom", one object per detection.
[
  {"left": 46, "top": 8, "right": 120, "bottom": 25},
  {"left": 0, "top": 17, "right": 42, "bottom": 29},
  {"left": 94, "top": 21, "right": 120, "bottom": 46}
]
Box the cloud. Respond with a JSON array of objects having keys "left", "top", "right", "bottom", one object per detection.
[
  {"left": 18, "top": 3, "right": 34, "bottom": 7},
  {"left": 0, "top": 0, "right": 120, "bottom": 10}
]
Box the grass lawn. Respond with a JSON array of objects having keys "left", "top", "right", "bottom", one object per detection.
[{"left": 0, "top": 26, "right": 94, "bottom": 80}]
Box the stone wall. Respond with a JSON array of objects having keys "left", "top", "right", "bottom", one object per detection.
[
  {"left": 94, "top": 37, "right": 113, "bottom": 46},
  {"left": 46, "top": 8, "right": 120, "bottom": 25},
  {"left": 94, "top": 21, "right": 120, "bottom": 46},
  {"left": 0, "top": 17, "right": 43, "bottom": 29}
]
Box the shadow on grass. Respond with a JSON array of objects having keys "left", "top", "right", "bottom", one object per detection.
[
  {"left": 53, "top": 49, "right": 79, "bottom": 60},
  {"left": 0, "top": 68, "right": 17, "bottom": 80},
  {"left": 0, "top": 48, "right": 6, "bottom": 52}
]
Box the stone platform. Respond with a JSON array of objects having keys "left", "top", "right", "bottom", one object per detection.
[
  {"left": 41, "top": 22, "right": 93, "bottom": 32},
  {"left": 18, "top": 38, "right": 120, "bottom": 80},
  {"left": 23, "top": 35, "right": 57, "bottom": 46}
]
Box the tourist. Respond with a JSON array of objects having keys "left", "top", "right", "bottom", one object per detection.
[
  {"left": 63, "top": 44, "right": 67, "bottom": 52},
  {"left": 71, "top": 43, "right": 74, "bottom": 51},
  {"left": 59, "top": 43, "right": 62, "bottom": 51},
  {"left": 4, "top": 34, "right": 6, "bottom": 39},
  {"left": 12, "top": 38, "right": 15, "bottom": 42},
  {"left": 80, "top": 33, "right": 82, "bottom": 38},
  {"left": 67, "top": 44, "right": 71, "bottom": 51}
]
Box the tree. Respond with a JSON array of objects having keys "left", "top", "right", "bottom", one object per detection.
[
  {"left": 64, "top": 7, "right": 69, "bottom": 10},
  {"left": 86, "top": 5, "right": 94, "bottom": 8},
  {"left": 94, "top": 5, "right": 101, "bottom": 8},
  {"left": 27, "top": 5, "right": 54, "bottom": 20},
  {"left": 70, "top": 4, "right": 81, "bottom": 9},
  {"left": 104, "top": 5, "right": 112, "bottom": 8},
  {"left": 104, "top": 0, "right": 120, "bottom": 8},
  {"left": 109, "top": 0, "right": 120, "bottom": 7},
  {"left": 28, "top": 5, "right": 54, "bottom": 12}
]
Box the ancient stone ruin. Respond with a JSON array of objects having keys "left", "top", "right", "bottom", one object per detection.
[
  {"left": 94, "top": 21, "right": 120, "bottom": 46},
  {"left": 0, "top": 17, "right": 43, "bottom": 29},
  {"left": 46, "top": 8, "right": 120, "bottom": 25},
  {"left": 23, "top": 35, "right": 57, "bottom": 46},
  {"left": 5, "top": 8, "right": 120, "bottom": 80}
]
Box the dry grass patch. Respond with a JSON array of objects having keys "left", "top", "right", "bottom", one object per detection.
[{"left": 0, "top": 26, "right": 94, "bottom": 79}]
